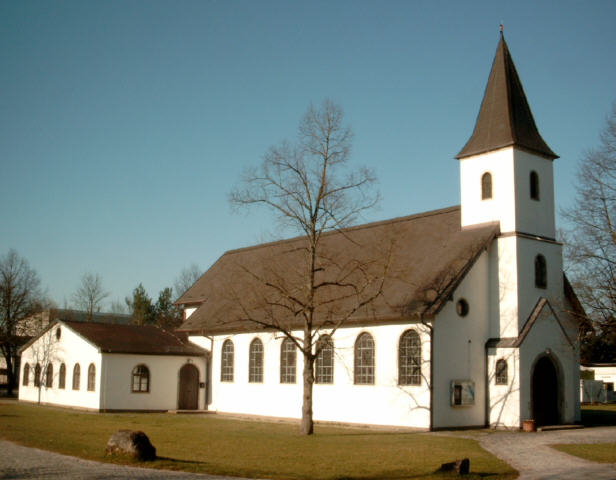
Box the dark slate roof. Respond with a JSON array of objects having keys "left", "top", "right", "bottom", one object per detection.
[
  {"left": 457, "top": 33, "right": 558, "bottom": 160},
  {"left": 177, "top": 206, "right": 500, "bottom": 335},
  {"left": 61, "top": 320, "right": 206, "bottom": 356},
  {"left": 51, "top": 309, "right": 132, "bottom": 325}
]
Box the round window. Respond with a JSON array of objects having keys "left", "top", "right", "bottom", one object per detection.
[{"left": 456, "top": 299, "right": 469, "bottom": 317}]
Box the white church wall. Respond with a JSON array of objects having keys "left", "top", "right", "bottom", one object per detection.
[
  {"left": 19, "top": 323, "right": 102, "bottom": 410},
  {"left": 100, "top": 354, "right": 207, "bottom": 411},
  {"left": 460, "top": 147, "right": 516, "bottom": 232},
  {"left": 207, "top": 323, "right": 431, "bottom": 428},
  {"left": 495, "top": 236, "right": 520, "bottom": 338},
  {"left": 432, "top": 251, "right": 491, "bottom": 429},
  {"left": 185, "top": 307, "right": 197, "bottom": 319},
  {"left": 512, "top": 150, "right": 555, "bottom": 239},
  {"left": 487, "top": 348, "right": 521, "bottom": 428},
  {"left": 516, "top": 237, "right": 563, "bottom": 332}
]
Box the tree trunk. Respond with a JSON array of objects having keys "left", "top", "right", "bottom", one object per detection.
[{"left": 300, "top": 351, "right": 314, "bottom": 435}]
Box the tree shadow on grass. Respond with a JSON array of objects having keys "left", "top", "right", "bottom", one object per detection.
[{"left": 581, "top": 407, "right": 616, "bottom": 427}]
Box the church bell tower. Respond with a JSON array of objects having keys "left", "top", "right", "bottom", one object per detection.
[{"left": 457, "top": 31, "right": 562, "bottom": 338}]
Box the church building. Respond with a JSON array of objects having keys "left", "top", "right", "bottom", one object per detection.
[{"left": 176, "top": 33, "right": 582, "bottom": 430}]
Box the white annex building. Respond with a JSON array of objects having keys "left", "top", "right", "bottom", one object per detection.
[
  {"left": 19, "top": 320, "right": 207, "bottom": 411},
  {"left": 176, "top": 33, "right": 583, "bottom": 430}
]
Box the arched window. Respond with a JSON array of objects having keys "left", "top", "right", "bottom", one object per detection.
[
  {"left": 315, "top": 335, "right": 334, "bottom": 384},
  {"left": 535, "top": 254, "right": 547, "bottom": 289},
  {"left": 22, "top": 364, "right": 30, "bottom": 386},
  {"left": 87, "top": 363, "right": 96, "bottom": 391},
  {"left": 496, "top": 359, "right": 508, "bottom": 385},
  {"left": 72, "top": 364, "right": 81, "bottom": 390},
  {"left": 354, "top": 333, "right": 375, "bottom": 385},
  {"left": 280, "top": 337, "right": 296, "bottom": 384},
  {"left": 530, "top": 171, "right": 540, "bottom": 200},
  {"left": 55, "top": 326, "right": 61, "bottom": 340},
  {"left": 398, "top": 330, "right": 421, "bottom": 385},
  {"left": 34, "top": 363, "right": 41, "bottom": 387},
  {"left": 221, "top": 340, "right": 234, "bottom": 382},
  {"left": 249, "top": 338, "right": 264, "bottom": 383},
  {"left": 45, "top": 363, "right": 53, "bottom": 388},
  {"left": 481, "top": 172, "right": 493, "bottom": 200},
  {"left": 59, "top": 363, "right": 66, "bottom": 389},
  {"left": 132, "top": 365, "right": 150, "bottom": 392}
]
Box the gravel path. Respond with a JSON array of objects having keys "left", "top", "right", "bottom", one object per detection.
[
  {"left": 0, "top": 440, "right": 252, "bottom": 480},
  {"left": 475, "top": 426, "right": 616, "bottom": 480}
]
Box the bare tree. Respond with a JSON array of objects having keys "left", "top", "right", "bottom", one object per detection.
[
  {"left": 562, "top": 103, "right": 616, "bottom": 361},
  {"left": 174, "top": 264, "right": 202, "bottom": 301},
  {"left": 230, "top": 100, "right": 386, "bottom": 435},
  {"left": 0, "top": 249, "right": 43, "bottom": 395},
  {"left": 71, "top": 273, "right": 109, "bottom": 321}
]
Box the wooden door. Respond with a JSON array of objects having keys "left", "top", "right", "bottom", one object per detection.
[{"left": 178, "top": 364, "right": 199, "bottom": 410}]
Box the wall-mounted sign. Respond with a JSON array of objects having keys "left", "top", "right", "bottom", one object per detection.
[{"left": 451, "top": 380, "right": 475, "bottom": 406}]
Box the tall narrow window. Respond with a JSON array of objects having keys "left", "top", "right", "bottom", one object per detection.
[
  {"left": 221, "top": 339, "right": 234, "bottom": 382},
  {"left": 481, "top": 172, "right": 493, "bottom": 200},
  {"left": 398, "top": 330, "right": 421, "bottom": 385},
  {"left": 495, "top": 359, "right": 508, "bottom": 385},
  {"left": 132, "top": 365, "right": 150, "bottom": 392},
  {"left": 354, "top": 333, "right": 375, "bottom": 385},
  {"left": 59, "top": 363, "right": 66, "bottom": 389},
  {"left": 280, "top": 338, "right": 296, "bottom": 384},
  {"left": 535, "top": 254, "right": 547, "bottom": 289},
  {"left": 22, "top": 364, "right": 30, "bottom": 386},
  {"left": 45, "top": 363, "right": 53, "bottom": 388},
  {"left": 34, "top": 363, "right": 41, "bottom": 387},
  {"left": 72, "top": 364, "right": 81, "bottom": 390},
  {"left": 530, "top": 171, "right": 540, "bottom": 200},
  {"left": 315, "top": 335, "right": 334, "bottom": 384},
  {"left": 87, "top": 363, "right": 96, "bottom": 391},
  {"left": 249, "top": 338, "right": 264, "bottom": 383}
]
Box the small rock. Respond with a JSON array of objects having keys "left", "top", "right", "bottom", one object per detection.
[
  {"left": 105, "top": 430, "right": 156, "bottom": 461},
  {"left": 438, "top": 458, "right": 470, "bottom": 475}
]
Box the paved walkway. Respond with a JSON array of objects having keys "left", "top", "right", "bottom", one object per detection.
[
  {"left": 0, "top": 440, "right": 252, "bottom": 480},
  {"left": 474, "top": 426, "right": 616, "bottom": 480}
]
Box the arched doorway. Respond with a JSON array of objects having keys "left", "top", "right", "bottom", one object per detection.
[
  {"left": 531, "top": 356, "right": 560, "bottom": 426},
  {"left": 178, "top": 364, "right": 199, "bottom": 410}
]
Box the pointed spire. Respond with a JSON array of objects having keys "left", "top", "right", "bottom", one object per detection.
[{"left": 457, "top": 33, "right": 558, "bottom": 160}]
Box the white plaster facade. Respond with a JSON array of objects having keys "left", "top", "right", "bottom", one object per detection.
[{"left": 18, "top": 321, "right": 207, "bottom": 411}]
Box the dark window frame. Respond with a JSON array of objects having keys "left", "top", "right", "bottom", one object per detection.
[
  {"left": 45, "top": 363, "right": 53, "bottom": 388},
  {"left": 249, "top": 338, "right": 264, "bottom": 383},
  {"left": 72, "top": 363, "right": 81, "bottom": 390},
  {"left": 131, "top": 364, "right": 150, "bottom": 393},
  {"left": 59, "top": 363, "right": 66, "bottom": 389},
  {"left": 220, "top": 339, "right": 234, "bottom": 382},
  {"left": 354, "top": 332, "right": 375, "bottom": 385},
  {"left": 535, "top": 254, "right": 547, "bottom": 289},
  {"left": 22, "top": 363, "right": 30, "bottom": 386},
  {"left": 481, "top": 172, "right": 493, "bottom": 200},
  {"left": 315, "top": 335, "right": 334, "bottom": 384},
  {"left": 34, "top": 363, "right": 41, "bottom": 387},
  {"left": 398, "top": 330, "right": 421, "bottom": 386},
  {"left": 530, "top": 171, "right": 540, "bottom": 200},
  {"left": 87, "top": 363, "right": 96, "bottom": 392},
  {"left": 280, "top": 337, "right": 296, "bottom": 384}
]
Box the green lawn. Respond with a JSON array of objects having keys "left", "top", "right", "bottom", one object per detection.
[
  {"left": 551, "top": 404, "right": 616, "bottom": 464},
  {"left": 0, "top": 402, "right": 517, "bottom": 479}
]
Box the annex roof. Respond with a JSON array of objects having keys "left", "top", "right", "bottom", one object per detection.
[
  {"left": 42, "top": 320, "right": 205, "bottom": 356},
  {"left": 177, "top": 206, "right": 500, "bottom": 335},
  {"left": 457, "top": 33, "right": 558, "bottom": 160}
]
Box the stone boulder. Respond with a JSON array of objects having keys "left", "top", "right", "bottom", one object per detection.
[{"left": 105, "top": 430, "right": 157, "bottom": 461}]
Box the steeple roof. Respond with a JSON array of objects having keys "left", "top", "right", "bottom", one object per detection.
[{"left": 457, "top": 33, "right": 558, "bottom": 160}]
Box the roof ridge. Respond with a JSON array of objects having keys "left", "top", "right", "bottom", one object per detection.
[{"left": 223, "top": 205, "right": 462, "bottom": 256}]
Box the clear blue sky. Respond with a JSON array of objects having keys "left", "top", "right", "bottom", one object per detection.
[{"left": 1, "top": 0, "right": 615, "bottom": 309}]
